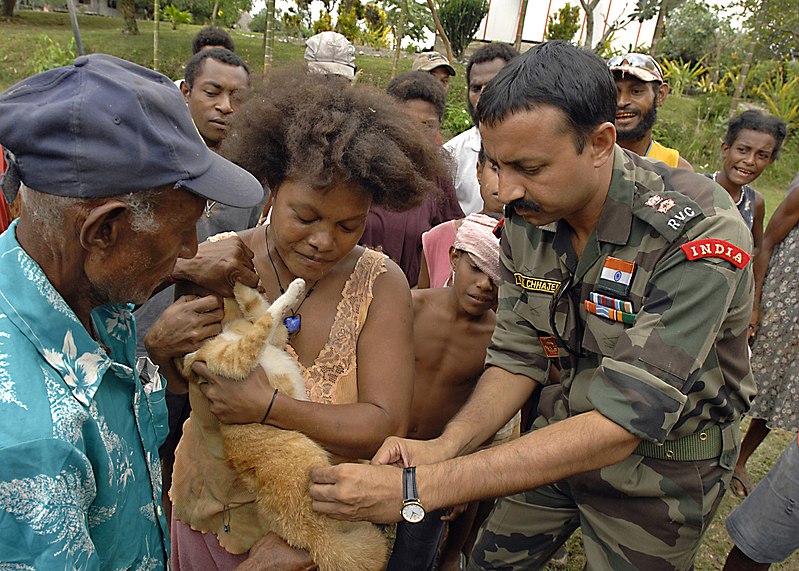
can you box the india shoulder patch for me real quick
[680,238,750,269]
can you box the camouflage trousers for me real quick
[466,453,733,571]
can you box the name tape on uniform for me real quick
[680,238,750,269]
[514,273,560,295]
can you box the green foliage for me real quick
[249,7,266,32]
[168,0,252,28]
[741,0,799,60]
[279,6,311,37]
[755,70,799,132]
[438,0,487,59]
[658,0,735,65]
[660,56,707,96]
[30,34,76,74]
[312,11,333,34]
[163,4,192,29]
[441,99,472,136]
[545,2,580,42]
[361,2,388,47]
[382,0,433,45]
[336,5,360,40]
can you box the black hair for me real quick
[478,41,616,153]
[466,42,519,86]
[221,69,449,211]
[192,26,235,54]
[477,144,486,165]
[724,109,787,160]
[386,71,447,120]
[184,48,250,90]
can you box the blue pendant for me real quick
[284,315,301,335]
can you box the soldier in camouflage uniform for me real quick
[308,41,755,571]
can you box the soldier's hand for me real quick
[749,304,760,342]
[309,463,403,523]
[172,235,259,297]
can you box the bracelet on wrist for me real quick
[260,388,279,424]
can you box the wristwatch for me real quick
[401,466,426,523]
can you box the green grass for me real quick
[1,13,798,569]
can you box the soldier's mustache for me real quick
[508,198,542,212]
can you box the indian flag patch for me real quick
[597,256,635,296]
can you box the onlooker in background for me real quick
[134,46,264,521]
[723,433,799,570]
[444,43,518,215]
[181,48,250,153]
[175,26,237,90]
[413,51,456,93]
[608,53,693,170]
[192,25,236,54]
[360,71,463,286]
[704,110,786,260]
[304,31,356,81]
[0,53,262,570]
[734,171,799,499]
[418,145,502,289]
[387,213,503,571]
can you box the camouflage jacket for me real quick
[486,147,756,444]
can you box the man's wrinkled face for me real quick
[182,58,249,150]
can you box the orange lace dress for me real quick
[170,247,387,556]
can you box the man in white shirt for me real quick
[444,43,518,215]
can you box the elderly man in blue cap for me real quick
[0,54,263,568]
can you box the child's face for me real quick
[476,160,503,215]
[721,129,777,187]
[450,250,498,316]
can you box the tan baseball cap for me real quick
[412,51,455,76]
[607,53,664,83]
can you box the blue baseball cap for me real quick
[0,54,263,208]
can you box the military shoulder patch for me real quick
[680,239,750,269]
[634,189,705,243]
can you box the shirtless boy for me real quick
[387,213,501,571]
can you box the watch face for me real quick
[401,502,425,523]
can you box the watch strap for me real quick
[403,466,418,501]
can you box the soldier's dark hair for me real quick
[192,26,236,54]
[387,71,446,120]
[478,41,616,153]
[220,69,448,211]
[466,43,519,86]
[184,48,250,90]
[724,109,787,160]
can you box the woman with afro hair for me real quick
[160,68,451,569]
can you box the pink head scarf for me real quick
[453,213,501,285]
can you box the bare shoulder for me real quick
[371,254,411,298]
[237,225,263,251]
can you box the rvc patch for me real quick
[666,206,697,230]
[681,239,750,269]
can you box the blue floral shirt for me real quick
[0,221,170,570]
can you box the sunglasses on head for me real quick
[607,53,664,79]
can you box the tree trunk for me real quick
[391,0,407,78]
[120,0,139,34]
[649,0,668,54]
[262,0,275,73]
[513,0,529,51]
[578,0,599,48]
[211,0,219,26]
[728,35,756,120]
[426,0,453,62]
[153,0,160,71]
[1,0,17,19]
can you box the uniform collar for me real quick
[594,146,636,245]
[0,220,117,406]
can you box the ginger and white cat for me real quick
[179,279,388,571]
